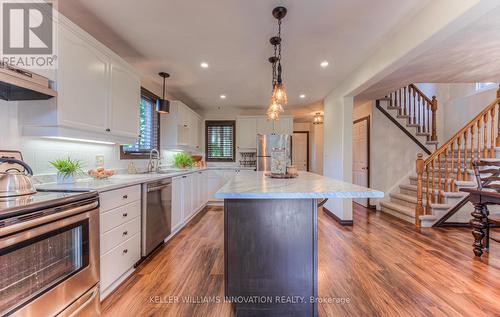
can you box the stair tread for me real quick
[399,183,468,197]
[380,201,415,217]
[390,193,451,209]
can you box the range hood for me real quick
[0,63,57,101]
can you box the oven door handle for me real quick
[58,285,100,317]
[0,201,98,237]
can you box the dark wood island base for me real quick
[224,198,318,317]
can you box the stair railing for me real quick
[415,85,500,226]
[385,84,438,142]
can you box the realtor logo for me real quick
[0,0,57,69]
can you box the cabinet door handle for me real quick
[123,194,128,199]
[122,213,128,217]
[106,128,111,132]
[123,249,128,254]
[182,176,187,178]
[122,230,128,236]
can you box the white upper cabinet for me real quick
[109,62,141,138]
[236,117,257,149]
[19,14,141,144]
[58,26,109,133]
[275,117,294,135]
[257,117,275,135]
[160,100,201,151]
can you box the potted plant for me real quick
[173,152,194,169]
[50,157,84,184]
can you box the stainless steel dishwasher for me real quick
[142,178,172,257]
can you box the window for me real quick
[120,88,160,159]
[205,121,235,162]
[475,82,497,92]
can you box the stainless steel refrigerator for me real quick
[257,134,292,171]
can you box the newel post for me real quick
[431,96,438,142]
[415,153,424,227]
[496,85,500,146]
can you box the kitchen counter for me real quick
[218,171,383,316]
[35,168,208,192]
[215,171,384,199]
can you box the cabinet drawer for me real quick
[100,233,141,291]
[100,200,141,233]
[100,216,141,255]
[100,185,141,212]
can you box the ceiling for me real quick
[59,0,426,112]
[358,5,500,100]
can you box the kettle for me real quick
[0,157,37,198]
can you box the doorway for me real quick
[292,131,309,171]
[352,116,370,207]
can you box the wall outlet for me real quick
[95,155,104,167]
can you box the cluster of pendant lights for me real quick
[267,6,288,121]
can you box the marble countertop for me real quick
[35,168,207,192]
[215,171,384,199]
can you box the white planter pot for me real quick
[57,173,75,184]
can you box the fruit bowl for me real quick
[88,168,115,179]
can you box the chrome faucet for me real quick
[148,149,161,173]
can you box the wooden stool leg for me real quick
[470,202,488,257]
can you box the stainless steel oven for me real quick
[0,193,100,317]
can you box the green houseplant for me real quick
[49,157,84,184]
[173,152,194,169]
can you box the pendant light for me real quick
[313,112,324,125]
[157,72,170,114]
[266,6,287,121]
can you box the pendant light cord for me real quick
[162,76,166,100]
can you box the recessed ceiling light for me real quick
[320,61,329,68]
[220,94,226,99]
[200,62,209,68]
[299,94,306,98]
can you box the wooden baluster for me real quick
[396,89,400,113]
[463,130,468,181]
[437,154,443,203]
[425,164,431,215]
[431,96,438,141]
[415,154,424,227]
[450,142,456,192]
[456,136,462,181]
[444,147,449,193]
[477,119,482,162]
[470,124,475,171]
[431,159,436,203]
[496,85,500,146]
[413,89,417,125]
[419,95,423,133]
[428,102,431,136]
[483,112,489,158]
[490,107,495,157]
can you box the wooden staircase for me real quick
[378,84,500,227]
[376,84,438,155]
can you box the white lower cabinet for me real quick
[99,185,141,298]
[171,176,184,232]
[100,233,141,292]
[171,171,208,233]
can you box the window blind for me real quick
[123,92,159,154]
[206,121,235,161]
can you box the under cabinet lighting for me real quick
[43,136,116,145]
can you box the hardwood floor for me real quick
[102,204,500,317]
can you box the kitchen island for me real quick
[215,171,383,317]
